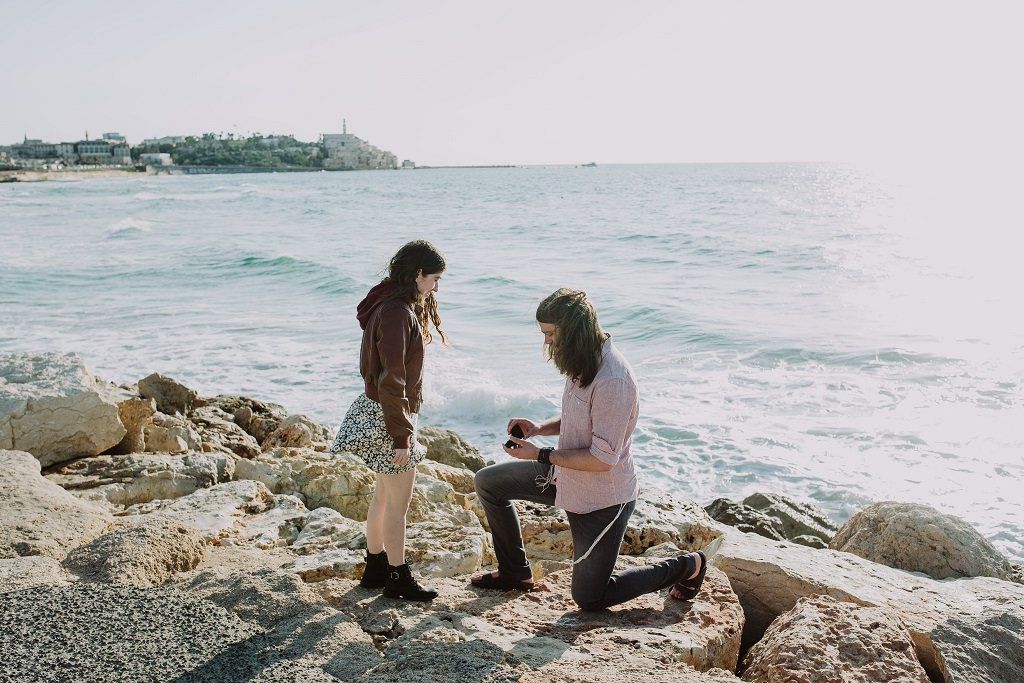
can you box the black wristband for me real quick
[538,447,554,465]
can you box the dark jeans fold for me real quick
[474,460,686,610]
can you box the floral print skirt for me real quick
[329,393,427,474]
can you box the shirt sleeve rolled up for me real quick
[588,377,639,467]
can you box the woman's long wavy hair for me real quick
[536,288,608,387]
[385,240,449,346]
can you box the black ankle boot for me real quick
[383,563,438,601]
[359,550,389,589]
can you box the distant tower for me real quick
[85,130,89,141]
[343,119,347,134]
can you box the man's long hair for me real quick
[536,288,607,387]
[385,240,449,346]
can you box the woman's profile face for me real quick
[416,270,442,296]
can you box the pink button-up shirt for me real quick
[553,338,640,514]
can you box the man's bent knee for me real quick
[473,463,502,499]
[572,586,607,612]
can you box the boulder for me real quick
[284,507,366,582]
[62,519,207,586]
[261,414,315,449]
[188,405,261,457]
[417,458,476,494]
[740,594,929,682]
[137,372,198,416]
[417,425,487,471]
[0,556,75,593]
[705,498,787,541]
[741,492,838,545]
[108,397,156,454]
[212,394,289,443]
[234,494,308,549]
[714,526,1024,683]
[0,449,112,560]
[0,353,126,466]
[829,501,1016,581]
[46,452,234,507]
[143,411,202,453]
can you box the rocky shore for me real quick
[1,352,1022,682]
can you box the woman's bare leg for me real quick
[365,473,388,555]
[379,467,417,565]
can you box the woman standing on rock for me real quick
[330,240,448,602]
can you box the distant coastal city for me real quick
[0,120,413,181]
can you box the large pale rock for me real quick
[188,405,261,457]
[284,507,367,582]
[830,501,1016,581]
[0,556,75,592]
[740,594,929,682]
[404,512,495,578]
[137,372,197,416]
[46,451,234,507]
[417,425,487,471]
[108,397,156,454]
[742,492,837,546]
[715,527,1024,683]
[0,353,126,465]
[122,479,276,541]
[62,519,207,586]
[143,411,201,453]
[0,449,112,560]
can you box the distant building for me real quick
[12,138,57,159]
[102,132,126,142]
[321,121,398,170]
[140,152,172,166]
[140,135,186,148]
[77,140,114,164]
[401,159,416,169]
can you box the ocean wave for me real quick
[740,347,956,370]
[105,217,153,239]
[197,253,357,296]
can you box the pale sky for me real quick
[2,0,1022,165]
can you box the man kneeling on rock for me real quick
[471,288,718,610]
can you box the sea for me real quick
[2,163,1022,561]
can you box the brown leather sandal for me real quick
[670,551,708,600]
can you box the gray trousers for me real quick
[474,460,687,611]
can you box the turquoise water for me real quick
[2,164,1022,560]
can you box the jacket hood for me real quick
[357,280,399,330]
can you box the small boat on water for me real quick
[581,162,597,167]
